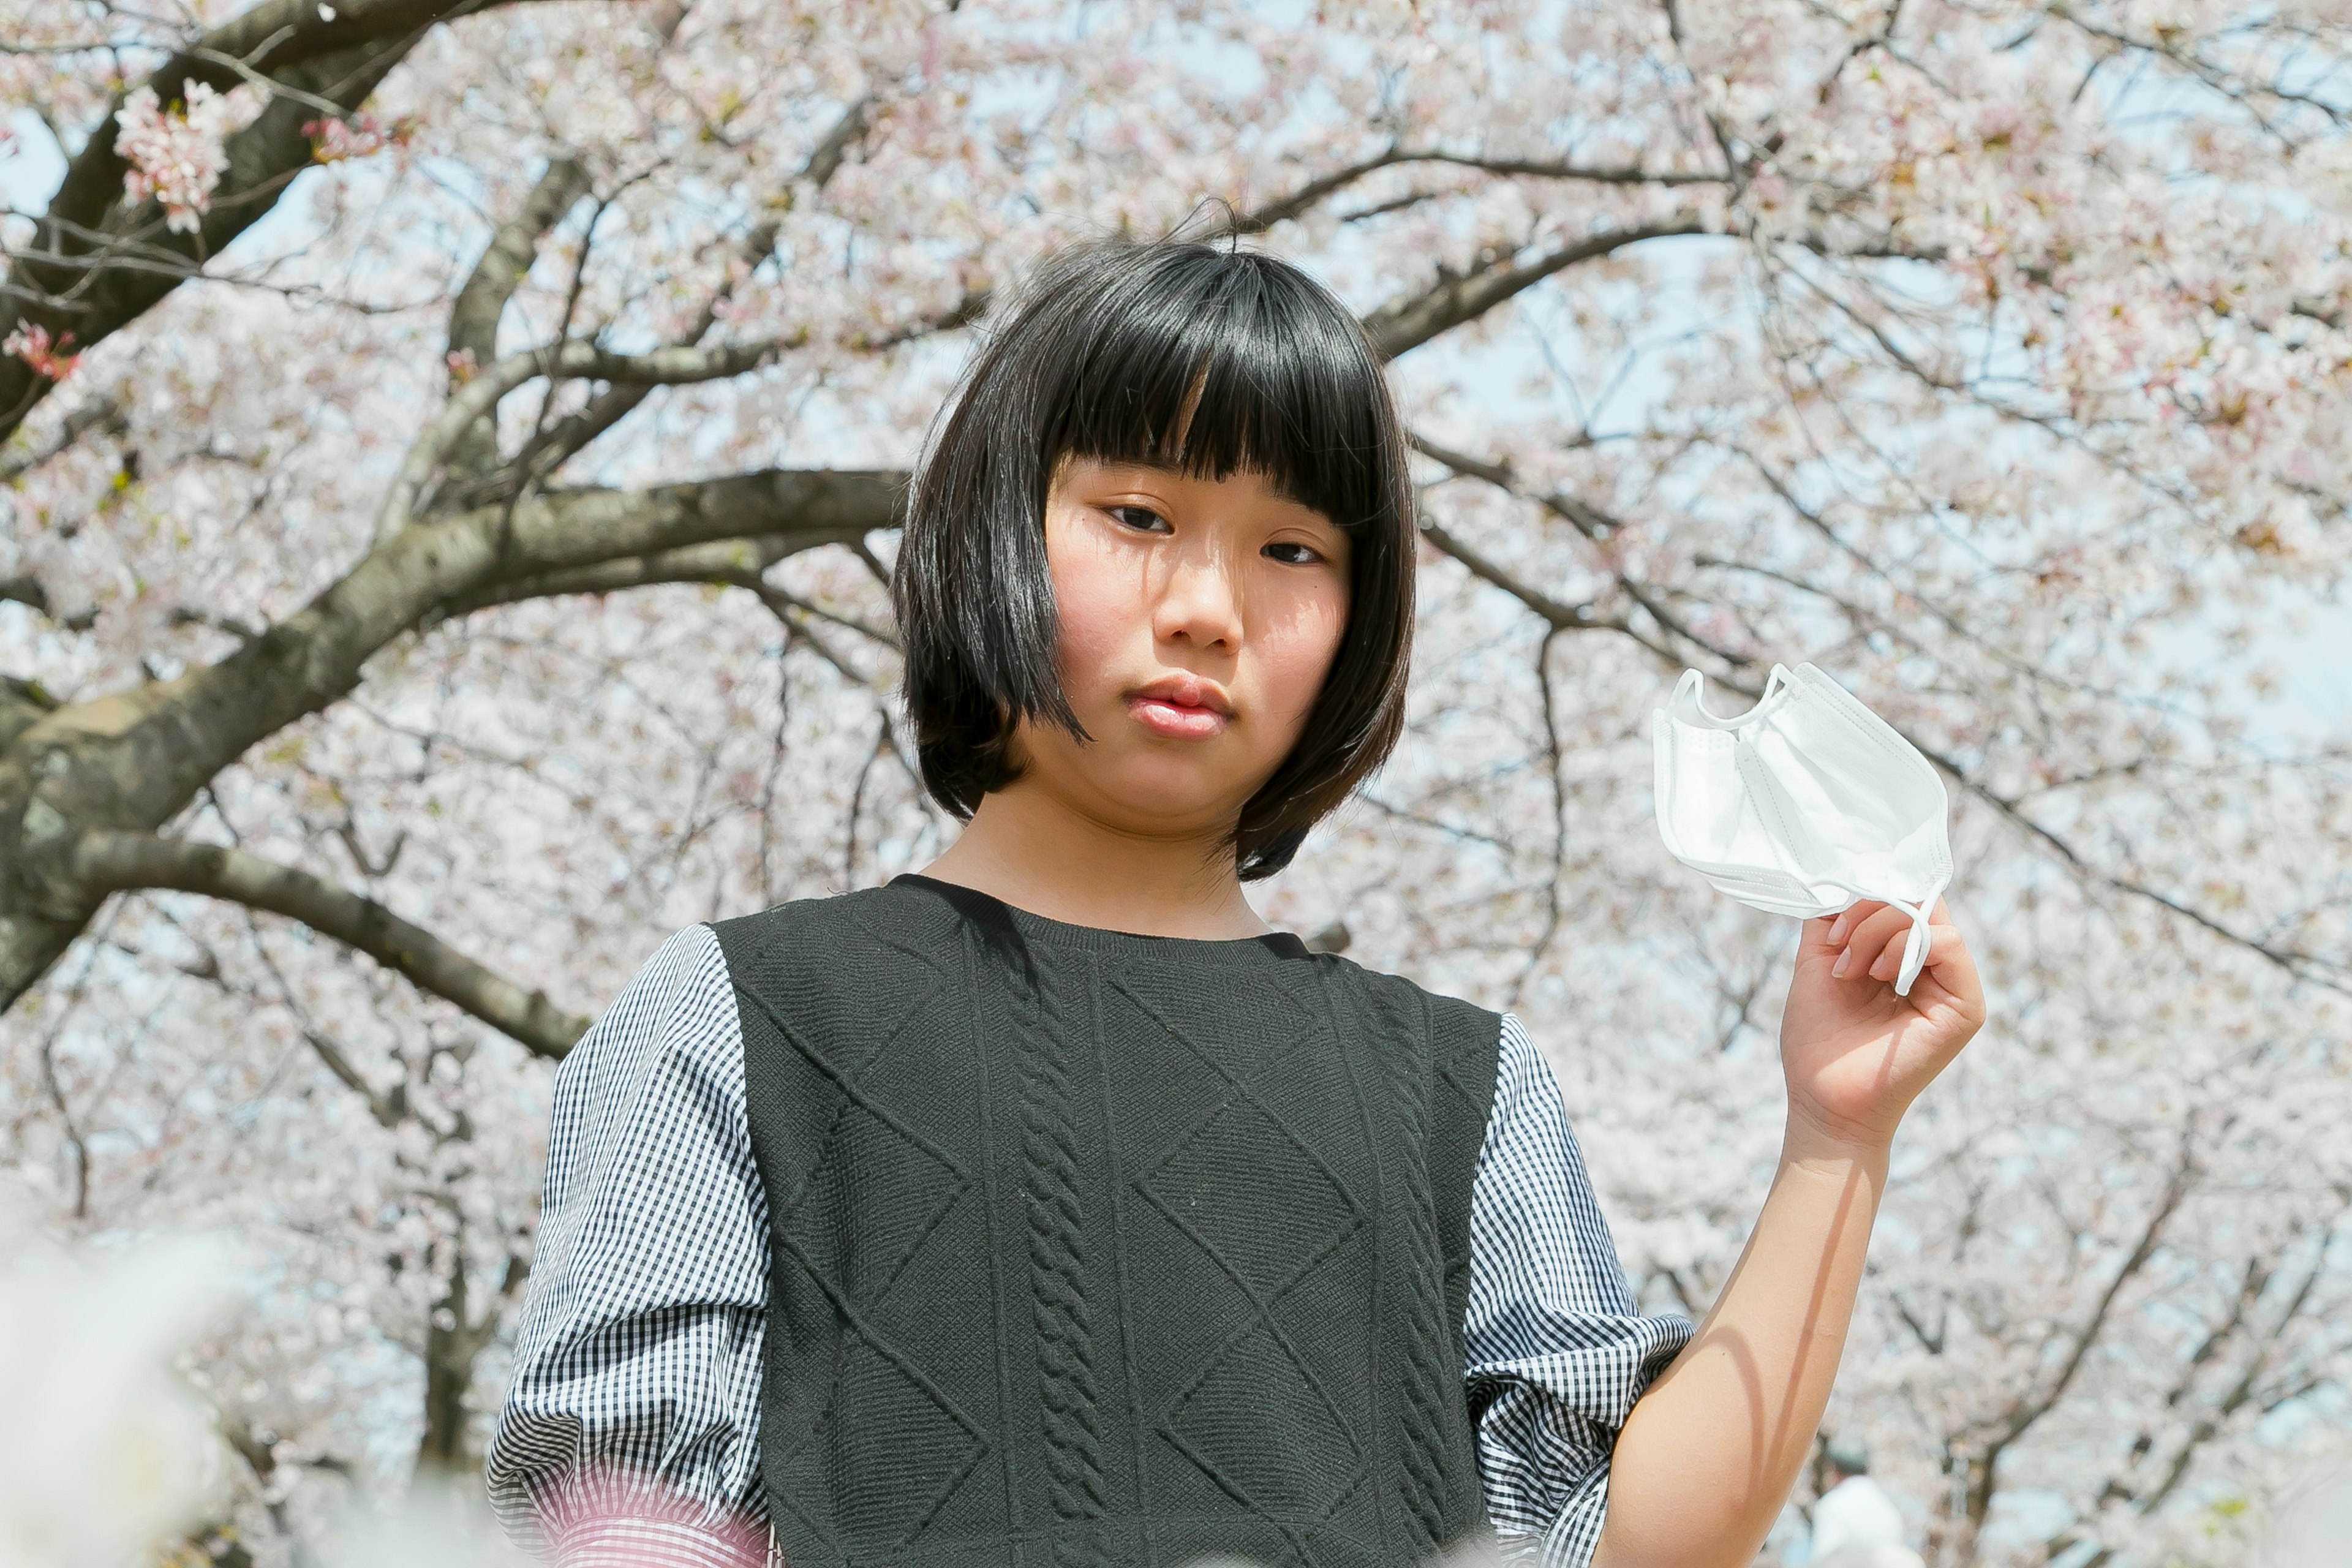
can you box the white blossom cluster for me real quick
[0,1197,228,1566]
[111,83,238,235]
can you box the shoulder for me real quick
[553,922,737,1104]
[1491,1014,1549,1093]
[710,881,968,975]
[587,922,733,1041]
[1308,954,1506,1137]
[1310,951,1502,1054]
[707,883,974,1053]
[709,881,917,951]
[1477,1013,1582,1164]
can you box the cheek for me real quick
[1255,582,1351,728]
[1046,520,1144,694]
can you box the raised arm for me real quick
[1594,901,1985,1568]
[486,924,773,1566]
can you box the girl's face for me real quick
[1008,456,1352,843]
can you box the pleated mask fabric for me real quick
[1652,663,1953,995]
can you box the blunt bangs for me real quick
[893,238,1417,880]
[1041,253,1393,541]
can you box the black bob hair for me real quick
[892,237,1417,881]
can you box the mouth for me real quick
[1125,674,1233,740]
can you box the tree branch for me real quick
[714,570,903,657]
[303,1026,410,1128]
[373,337,791,541]
[1227,145,1727,236]
[1364,216,1711,360]
[1405,152,1729,186]
[1,0,590,442]
[12,468,899,848]
[1412,431,1759,669]
[442,156,592,472]
[1416,516,1619,635]
[2046,7,2351,134]
[1418,431,2348,990]
[2109,1200,2346,1528]
[441,97,875,503]
[0,576,52,617]
[64,829,587,1057]
[1227,147,1412,233]
[1977,1134,2197,1464]
[2,463,898,1010]
[1910,735,2351,992]
[426,530,835,620]
[0,673,61,750]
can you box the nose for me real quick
[1152,533,1243,653]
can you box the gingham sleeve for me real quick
[485,924,772,1568]
[1466,1014,1695,1567]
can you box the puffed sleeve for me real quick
[1465,1014,1695,1567]
[485,925,773,1568]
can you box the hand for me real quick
[1778,899,1985,1153]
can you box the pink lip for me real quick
[1126,675,1232,740]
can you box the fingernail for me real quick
[1828,913,1850,945]
[1832,949,1851,978]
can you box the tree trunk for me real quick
[416,1249,478,1475]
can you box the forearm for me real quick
[1592,1123,1889,1568]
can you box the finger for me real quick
[1884,917,1979,1011]
[1917,902,1967,973]
[1905,924,1962,986]
[1831,903,1913,979]
[1866,922,1914,982]
[1822,900,1888,951]
[1913,914,1985,1013]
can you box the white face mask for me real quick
[1651,663,1953,995]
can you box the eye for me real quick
[1107,503,1170,533]
[1264,540,1327,567]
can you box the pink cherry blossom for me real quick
[1,323,75,382]
[113,83,235,235]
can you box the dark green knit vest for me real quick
[711,875,1501,1568]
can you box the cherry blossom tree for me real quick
[2,1,2349,1564]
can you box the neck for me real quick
[916,783,1270,940]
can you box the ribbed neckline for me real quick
[888,873,1310,960]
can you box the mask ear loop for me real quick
[1889,875,1949,996]
[1821,875,1948,997]
[1671,665,1797,731]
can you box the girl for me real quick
[486,239,1985,1568]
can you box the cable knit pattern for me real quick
[1382,987,1458,1554]
[1011,954,1110,1566]
[707,876,1503,1568]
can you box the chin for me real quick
[1087,762,1249,834]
